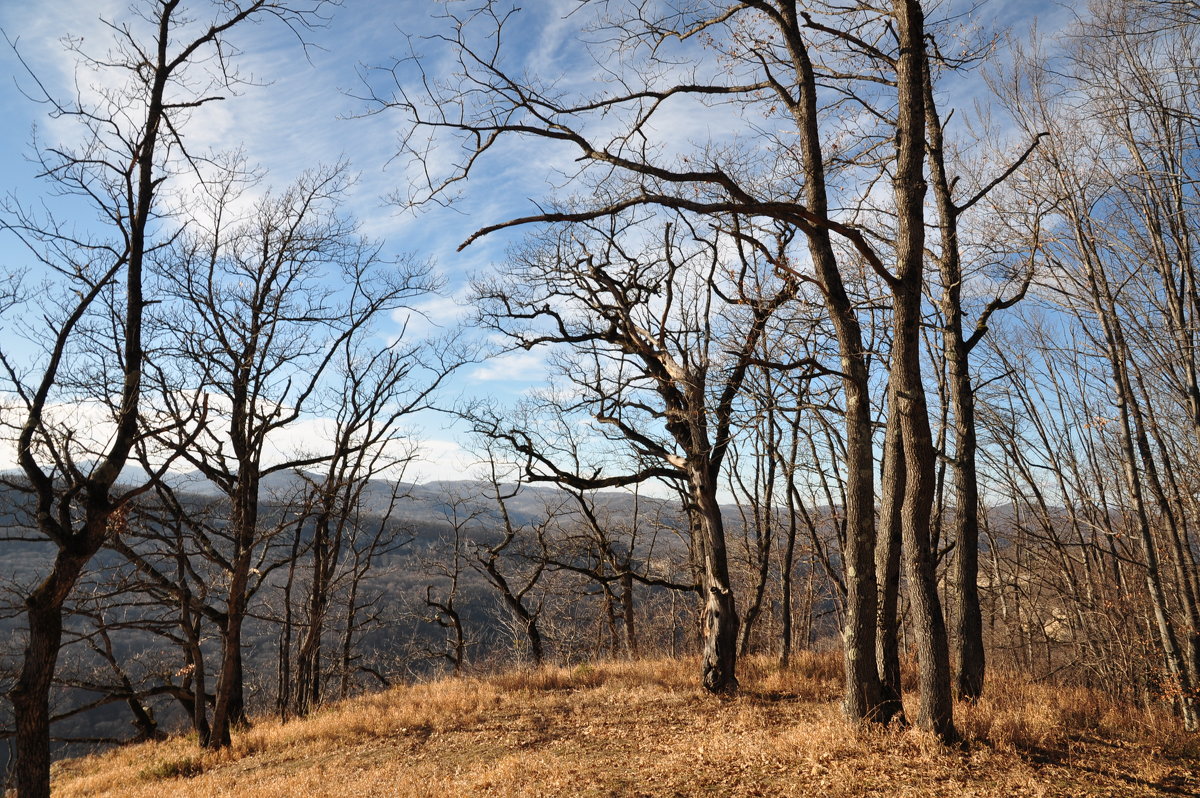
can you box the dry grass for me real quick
[49,654,1200,797]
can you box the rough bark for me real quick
[891,0,956,742]
[923,58,986,703]
[876,402,906,722]
[11,555,90,798]
[775,3,885,720]
[693,464,739,693]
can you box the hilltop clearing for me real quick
[47,655,1200,797]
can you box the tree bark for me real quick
[922,58,986,703]
[775,3,885,720]
[208,473,257,748]
[693,464,739,693]
[876,402,906,722]
[621,570,638,659]
[779,414,802,668]
[891,0,956,742]
[11,553,89,798]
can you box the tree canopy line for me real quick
[4,0,1200,795]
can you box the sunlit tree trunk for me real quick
[891,0,955,741]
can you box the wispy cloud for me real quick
[469,348,549,383]
[391,291,471,340]
[0,0,1084,489]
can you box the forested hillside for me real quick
[5,1,1200,796]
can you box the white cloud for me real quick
[391,292,470,341]
[0,395,128,476]
[0,391,452,486]
[407,437,490,483]
[469,349,549,383]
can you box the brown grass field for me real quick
[47,653,1200,797]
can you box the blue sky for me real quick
[0,0,1074,484]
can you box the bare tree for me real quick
[279,335,435,718]
[142,162,437,748]
[468,212,797,691]
[370,1,988,729]
[0,2,332,793]
[470,458,563,667]
[988,0,1200,724]
[113,483,225,742]
[418,488,486,675]
[541,487,697,661]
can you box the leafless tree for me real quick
[0,2,334,793]
[371,1,1028,735]
[276,317,457,717]
[417,488,486,675]
[539,487,697,661]
[467,212,797,691]
[987,0,1200,725]
[139,162,438,747]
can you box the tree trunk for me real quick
[621,570,638,659]
[892,0,956,742]
[947,320,985,703]
[1090,272,1199,729]
[184,617,210,744]
[922,53,987,703]
[777,3,885,719]
[876,403,906,722]
[780,467,800,668]
[278,518,303,720]
[693,467,738,693]
[208,586,245,749]
[738,525,772,658]
[10,505,113,798]
[12,589,67,798]
[297,513,333,715]
[208,481,255,748]
[207,456,259,748]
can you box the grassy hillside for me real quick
[49,654,1200,797]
